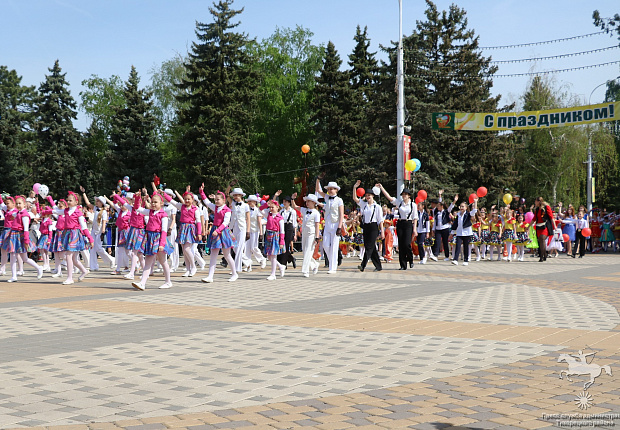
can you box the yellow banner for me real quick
[433,102,619,131]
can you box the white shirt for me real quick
[230,201,250,230]
[359,201,384,225]
[302,208,321,234]
[324,195,343,224]
[390,197,418,221]
[576,218,589,230]
[455,209,477,237]
[249,206,262,233]
[280,207,298,228]
[92,207,108,235]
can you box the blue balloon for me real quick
[412,158,422,172]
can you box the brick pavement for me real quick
[0,253,619,429]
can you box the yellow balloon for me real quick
[503,193,513,205]
[405,159,416,172]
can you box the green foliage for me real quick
[0,66,37,194]
[175,0,259,191]
[593,10,620,40]
[79,74,125,139]
[250,26,324,194]
[34,60,85,194]
[109,66,161,190]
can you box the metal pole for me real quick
[586,131,592,213]
[396,0,405,196]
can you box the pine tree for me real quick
[311,41,358,189]
[0,67,37,194]
[175,0,259,190]
[400,1,516,199]
[109,66,160,189]
[35,60,84,194]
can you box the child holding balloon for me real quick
[571,211,590,258]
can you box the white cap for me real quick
[303,194,319,204]
[164,188,174,197]
[97,196,106,205]
[247,195,258,202]
[372,186,381,196]
[126,192,134,199]
[231,187,246,197]
[325,181,340,191]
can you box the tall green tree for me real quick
[0,66,37,193]
[175,0,259,190]
[250,26,324,193]
[593,10,620,40]
[35,60,84,193]
[109,66,160,189]
[396,1,515,200]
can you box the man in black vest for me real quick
[451,197,478,266]
[432,190,457,261]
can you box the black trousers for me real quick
[396,220,413,269]
[454,236,471,262]
[536,228,548,261]
[361,223,382,270]
[277,224,296,265]
[416,232,426,260]
[573,230,586,257]
[434,229,450,258]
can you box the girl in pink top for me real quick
[5,196,43,282]
[131,191,173,290]
[263,200,286,281]
[37,206,54,271]
[161,188,202,278]
[0,195,17,275]
[49,199,67,278]
[106,194,131,275]
[120,193,146,280]
[48,192,93,285]
[199,186,236,283]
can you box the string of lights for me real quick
[479,31,607,49]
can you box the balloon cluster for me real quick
[117,176,131,196]
[33,183,49,198]
[405,158,422,172]
[469,186,487,204]
[414,189,427,204]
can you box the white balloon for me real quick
[39,184,49,198]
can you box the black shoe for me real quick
[399,267,406,270]
[409,262,414,268]
[358,265,365,272]
[374,267,382,272]
[571,254,576,258]
[292,258,297,269]
[579,255,583,258]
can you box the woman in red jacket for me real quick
[533,197,556,262]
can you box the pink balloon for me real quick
[33,183,41,194]
[524,212,534,224]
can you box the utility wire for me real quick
[479,31,607,50]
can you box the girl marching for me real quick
[501,208,517,262]
[377,184,418,270]
[315,179,344,274]
[244,195,267,271]
[515,213,531,261]
[3,196,43,282]
[106,194,131,275]
[0,195,17,276]
[170,187,202,277]
[130,190,173,290]
[37,205,54,272]
[300,194,321,277]
[121,193,146,280]
[199,186,237,283]
[262,199,286,280]
[352,181,385,272]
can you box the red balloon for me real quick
[356,187,365,197]
[469,193,477,204]
[415,197,422,204]
[582,228,592,238]
[562,234,570,243]
[417,190,427,201]
[477,187,487,198]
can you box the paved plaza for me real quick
[1,254,620,429]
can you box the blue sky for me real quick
[2,0,619,131]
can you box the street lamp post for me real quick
[396,0,405,196]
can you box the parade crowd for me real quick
[1,176,619,290]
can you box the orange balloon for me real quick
[301,144,310,154]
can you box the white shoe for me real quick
[279,265,286,278]
[451,260,458,266]
[132,282,145,291]
[420,258,427,265]
[123,274,134,280]
[312,265,319,275]
[159,282,172,289]
[229,274,238,282]
[201,277,213,283]
[260,259,266,269]
[476,256,481,262]
[266,275,276,281]
[443,258,451,262]
[52,271,62,278]
[62,279,74,285]
[303,273,309,278]
[247,266,252,272]
[7,278,17,283]
[16,271,23,276]
[37,268,43,280]
[327,270,337,274]
[189,267,197,277]
[429,256,438,262]
[463,262,469,266]
[42,266,51,272]
[78,270,89,282]
[182,270,190,277]
[242,267,248,272]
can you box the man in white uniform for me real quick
[315,180,344,274]
[229,188,251,275]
